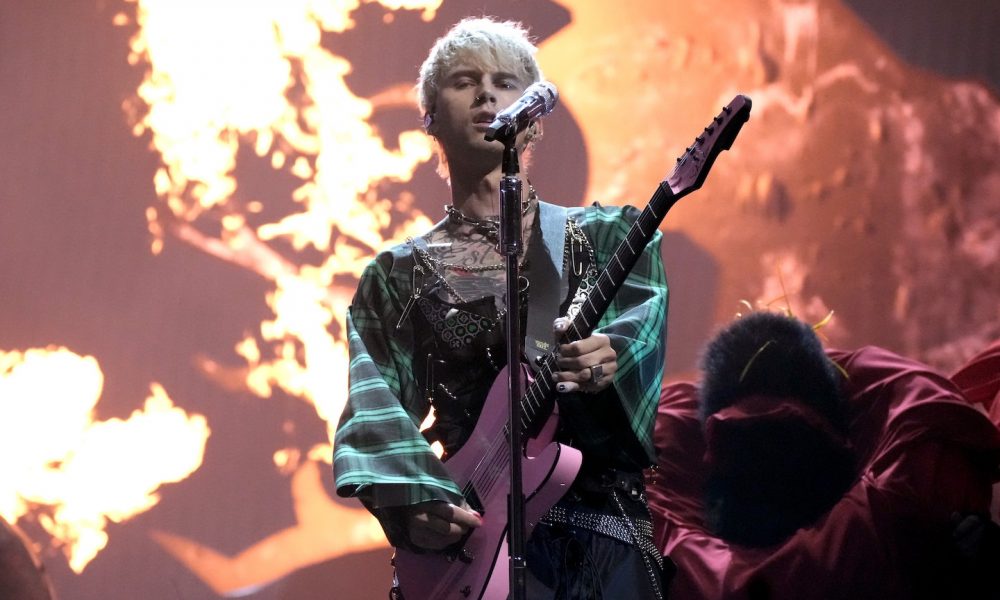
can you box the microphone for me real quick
[484,81,558,142]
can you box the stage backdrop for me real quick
[1,1,998,598]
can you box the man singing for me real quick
[334,17,669,599]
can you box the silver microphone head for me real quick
[525,81,558,117]
[484,81,559,141]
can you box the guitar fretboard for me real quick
[513,93,751,439]
[517,181,680,436]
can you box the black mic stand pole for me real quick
[496,128,527,600]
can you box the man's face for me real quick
[429,60,533,161]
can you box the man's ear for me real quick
[423,111,435,134]
[525,120,543,144]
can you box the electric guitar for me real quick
[394,94,753,600]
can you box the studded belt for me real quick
[539,503,663,569]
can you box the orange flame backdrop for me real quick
[1,1,998,598]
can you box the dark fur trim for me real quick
[698,312,845,431]
[698,312,854,546]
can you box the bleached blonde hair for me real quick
[417,17,543,118]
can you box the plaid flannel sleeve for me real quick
[580,204,669,462]
[333,254,464,516]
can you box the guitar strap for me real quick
[523,201,570,371]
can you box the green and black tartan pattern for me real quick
[333,201,668,513]
[566,204,669,460]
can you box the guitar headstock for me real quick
[665,94,752,197]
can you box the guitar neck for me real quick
[564,182,682,344]
[516,94,752,438]
[517,182,682,436]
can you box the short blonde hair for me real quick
[417,17,543,116]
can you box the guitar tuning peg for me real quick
[676,157,682,163]
[723,106,731,113]
[695,135,705,143]
[714,116,723,123]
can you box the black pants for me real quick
[523,522,667,599]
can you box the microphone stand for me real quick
[495,128,527,600]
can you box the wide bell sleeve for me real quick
[567,204,669,464]
[333,252,465,517]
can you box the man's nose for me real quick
[474,84,497,105]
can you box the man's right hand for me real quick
[406,501,482,550]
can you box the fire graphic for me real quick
[122,0,440,440]
[0,347,208,573]
[8,0,993,596]
[114,0,442,593]
[104,0,850,592]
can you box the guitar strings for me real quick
[463,358,558,502]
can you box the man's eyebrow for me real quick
[443,69,522,83]
[444,68,483,81]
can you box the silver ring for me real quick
[588,363,604,384]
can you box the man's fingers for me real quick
[556,348,614,370]
[552,365,618,394]
[407,502,483,551]
[556,333,614,362]
[425,502,482,528]
[555,380,581,393]
[557,339,594,358]
[553,360,618,381]
[415,514,466,537]
[553,317,570,333]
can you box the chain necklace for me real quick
[425,246,509,274]
[414,243,504,287]
[412,243,529,301]
[411,245,474,304]
[444,185,538,245]
[408,185,536,308]
[411,244,512,335]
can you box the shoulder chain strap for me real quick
[563,218,599,322]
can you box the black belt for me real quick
[572,467,646,502]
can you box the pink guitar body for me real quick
[393,364,583,600]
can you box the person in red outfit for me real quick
[646,312,1000,599]
[951,339,1000,425]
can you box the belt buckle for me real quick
[601,469,643,501]
[627,482,643,501]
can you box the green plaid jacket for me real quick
[334,202,668,516]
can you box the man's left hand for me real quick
[551,317,618,394]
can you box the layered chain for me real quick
[443,185,538,246]
[563,218,599,322]
[410,243,494,305]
